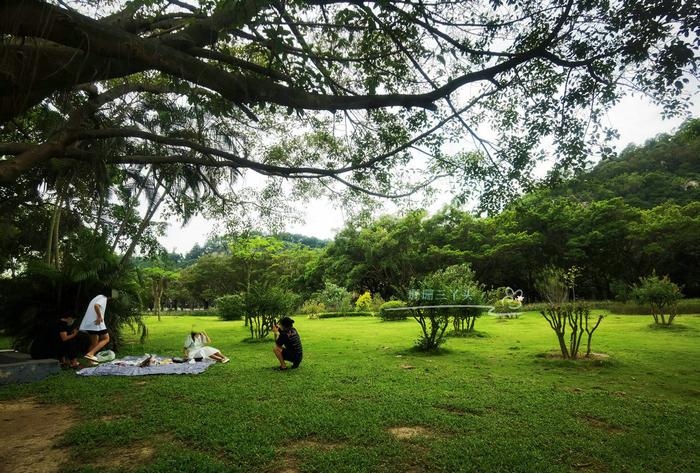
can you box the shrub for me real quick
[540,302,604,359]
[379,300,408,321]
[314,282,353,312]
[370,293,385,312]
[355,291,372,312]
[632,273,683,326]
[606,298,700,315]
[215,294,246,321]
[609,279,632,302]
[490,287,524,319]
[299,299,326,316]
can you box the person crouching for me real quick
[272,317,302,370]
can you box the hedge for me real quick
[315,311,375,319]
[379,300,408,321]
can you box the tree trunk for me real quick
[110,167,153,252]
[119,178,169,268]
[557,333,570,359]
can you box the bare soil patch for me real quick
[572,459,609,472]
[87,445,156,470]
[388,426,435,440]
[100,414,128,422]
[293,437,343,451]
[0,399,75,473]
[580,416,625,434]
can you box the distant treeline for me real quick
[146,119,700,307]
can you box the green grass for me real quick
[2,312,700,472]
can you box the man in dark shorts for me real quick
[79,293,110,363]
[272,317,303,370]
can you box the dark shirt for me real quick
[276,327,303,361]
[57,320,75,342]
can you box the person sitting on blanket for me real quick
[183,331,229,363]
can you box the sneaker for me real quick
[84,354,99,362]
[222,357,230,364]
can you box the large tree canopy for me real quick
[1,0,698,210]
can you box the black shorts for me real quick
[282,348,301,366]
[86,329,109,336]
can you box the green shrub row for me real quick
[314,311,375,319]
[523,298,700,315]
[145,309,219,317]
[379,300,408,321]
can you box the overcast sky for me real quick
[159,93,700,254]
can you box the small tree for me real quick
[411,264,486,350]
[536,267,569,305]
[245,285,299,340]
[540,303,604,359]
[632,274,683,326]
[412,306,451,351]
[538,268,604,359]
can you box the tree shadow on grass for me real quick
[647,323,693,332]
[446,330,489,338]
[403,346,454,357]
[241,337,274,344]
[533,353,618,370]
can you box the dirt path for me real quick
[0,399,75,473]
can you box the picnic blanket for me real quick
[76,355,215,377]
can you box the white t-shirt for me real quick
[79,295,108,331]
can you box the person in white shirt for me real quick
[79,294,110,363]
[183,331,229,363]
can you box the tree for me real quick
[2,0,697,213]
[540,302,604,359]
[632,273,683,326]
[179,253,239,307]
[143,266,178,320]
[244,285,299,340]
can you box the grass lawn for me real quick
[1,312,699,472]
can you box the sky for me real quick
[159,93,700,254]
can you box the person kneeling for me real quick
[184,331,229,363]
[58,313,80,369]
[272,317,303,371]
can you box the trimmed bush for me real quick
[379,300,408,321]
[355,291,373,312]
[316,311,374,319]
[215,294,246,321]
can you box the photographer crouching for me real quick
[272,317,303,370]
